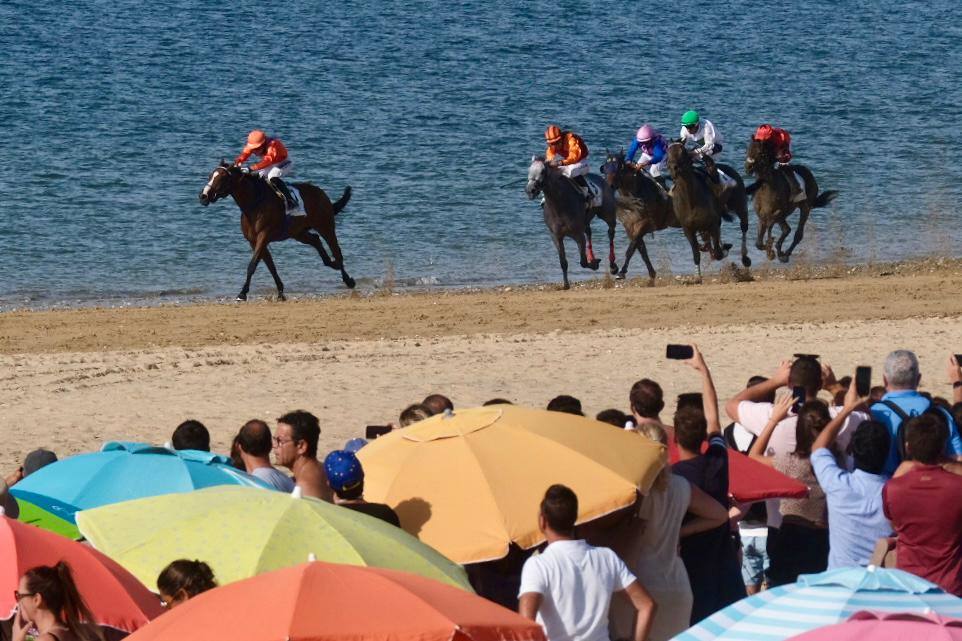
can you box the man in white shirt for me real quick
[519,484,655,641]
[236,419,295,492]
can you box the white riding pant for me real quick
[558,160,589,178]
[255,159,292,181]
[648,160,668,178]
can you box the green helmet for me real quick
[681,110,700,127]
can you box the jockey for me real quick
[679,110,723,159]
[544,124,592,201]
[753,124,792,164]
[234,130,297,210]
[753,124,803,200]
[626,124,669,181]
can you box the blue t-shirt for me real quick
[811,448,892,569]
[871,390,962,476]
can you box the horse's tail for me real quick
[812,189,838,209]
[331,186,352,215]
[744,181,762,196]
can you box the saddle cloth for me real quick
[585,176,604,208]
[287,185,307,216]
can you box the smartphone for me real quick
[666,344,694,360]
[793,353,820,361]
[855,366,872,397]
[365,425,393,440]
[792,386,806,413]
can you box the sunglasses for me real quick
[14,591,35,601]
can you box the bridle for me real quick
[201,165,235,203]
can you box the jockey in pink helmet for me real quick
[626,124,669,179]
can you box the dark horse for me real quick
[600,150,677,281]
[666,143,732,278]
[199,161,355,300]
[744,139,839,262]
[525,157,619,289]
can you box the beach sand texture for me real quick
[1,262,961,471]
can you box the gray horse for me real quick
[666,143,731,278]
[525,156,619,289]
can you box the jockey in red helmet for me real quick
[753,124,804,201]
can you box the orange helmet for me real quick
[545,125,563,144]
[243,129,267,152]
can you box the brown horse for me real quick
[600,150,678,281]
[744,139,838,262]
[199,161,355,300]
[666,143,730,278]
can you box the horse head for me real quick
[744,137,771,176]
[667,143,692,177]
[600,149,626,188]
[525,155,548,200]
[199,160,241,206]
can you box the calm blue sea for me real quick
[1,1,960,308]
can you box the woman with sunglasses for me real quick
[12,562,101,641]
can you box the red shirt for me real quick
[234,138,288,171]
[883,465,962,595]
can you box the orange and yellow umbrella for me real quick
[358,405,664,563]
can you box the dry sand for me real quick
[2,259,962,471]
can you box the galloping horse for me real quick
[601,150,678,281]
[199,161,355,300]
[745,139,839,262]
[525,157,618,289]
[666,143,731,278]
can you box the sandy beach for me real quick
[2,259,962,472]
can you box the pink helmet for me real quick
[635,124,656,143]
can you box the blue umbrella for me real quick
[11,442,268,533]
[672,566,962,641]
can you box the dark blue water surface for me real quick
[2,1,960,308]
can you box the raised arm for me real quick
[748,393,794,467]
[686,344,720,434]
[725,360,791,423]
[813,380,863,452]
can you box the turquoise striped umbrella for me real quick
[672,567,962,641]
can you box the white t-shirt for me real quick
[679,119,722,154]
[736,401,868,528]
[251,465,296,492]
[519,540,635,641]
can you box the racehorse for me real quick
[600,150,678,281]
[666,143,731,278]
[744,139,839,262]
[199,161,355,300]
[525,157,618,289]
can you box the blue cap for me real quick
[344,438,368,453]
[324,450,364,492]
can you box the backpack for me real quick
[872,398,954,461]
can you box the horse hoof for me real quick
[609,263,619,275]
[276,292,286,302]
[236,294,248,302]
[563,282,571,290]
[590,259,601,271]
[647,278,656,287]
[344,276,356,289]
[766,250,776,261]
[615,273,626,281]
[742,256,752,267]
[778,254,791,264]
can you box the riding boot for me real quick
[573,175,592,203]
[269,177,297,210]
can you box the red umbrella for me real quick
[668,441,808,502]
[787,610,962,641]
[126,561,546,641]
[0,516,163,633]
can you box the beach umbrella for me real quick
[0,515,163,633]
[357,405,665,564]
[667,441,808,502]
[671,566,962,641]
[124,561,545,641]
[10,441,268,536]
[786,610,962,641]
[76,485,471,592]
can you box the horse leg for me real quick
[780,206,811,262]
[637,237,656,282]
[261,248,286,301]
[739,207,751,268]
[294,231,334,267]
[607,222,618,274]
[756,218,768,252]
[553,234,570,290]
[584,225,600,269]
[576,232,598,271]
[774,219,792,260]
[238,233,269,301]
[710,225,726,260]
[684,228,702,281]
[618,236,638,280]
[318,227,356,289]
